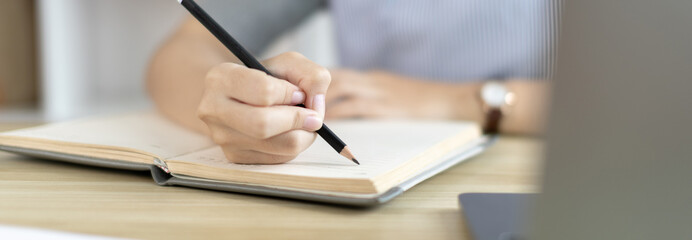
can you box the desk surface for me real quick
[0,123,543,240]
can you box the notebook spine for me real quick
[153,158,170,174]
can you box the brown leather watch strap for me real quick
[483,108,503,134]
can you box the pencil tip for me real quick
[339,146,360,165]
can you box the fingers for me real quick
[261,130,317,156]
[206,125,316,164]
[200,54,331,165]
[199,96,323,139]
[200,96,320,164]
[205,62,306,106]
[263,52,331,117]
[325,69,380,107]
[209,126,317,157]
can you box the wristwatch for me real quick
[479,82,515,134]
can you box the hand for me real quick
[325,70,472,120]
[197,52,331,164]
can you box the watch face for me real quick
[481,82,508,107]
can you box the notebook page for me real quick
[169,120,479,179]
[0,112,214,159]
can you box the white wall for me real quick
[37,0,335,121]
[38,0,186,121]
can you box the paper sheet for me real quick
[170,120,479,179]
[0,112,214,159]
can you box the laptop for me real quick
[460,0,692,239]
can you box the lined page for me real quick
[0,112,214,159]
[168,121,479,179]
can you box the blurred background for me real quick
[0,0,335,122]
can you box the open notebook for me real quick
[0,112,490,206]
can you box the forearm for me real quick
[146,19,237,134]
[369,71,549,135]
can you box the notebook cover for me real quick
[0,136,492,206]
[0,145,151,171]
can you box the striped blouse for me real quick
[201,0,561,82]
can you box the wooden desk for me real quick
[0,123,543,240]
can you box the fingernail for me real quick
[303,115,322,130]
[313,94,325,116]
[291,91,305,105]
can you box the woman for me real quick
[147,0,556,164]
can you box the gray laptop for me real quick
[460,0,692,239]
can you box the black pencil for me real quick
[177,0,359,165]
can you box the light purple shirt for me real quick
[201,0,560,82]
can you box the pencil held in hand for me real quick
[177,0,359,165]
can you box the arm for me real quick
[325,70,549,135]
[147,0,322,134]
[147,18,235,134]
[147,1,329,164]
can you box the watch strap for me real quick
[483,108,502,134]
